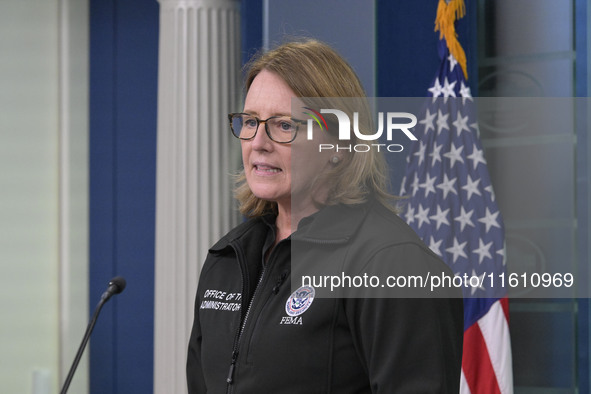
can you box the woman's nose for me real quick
[250,123,273,150]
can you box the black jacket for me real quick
[187,200,463,393]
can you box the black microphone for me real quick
[60,276,127,394]
[101,276,127,301]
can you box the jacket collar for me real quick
[291,201,370,243]
[209,214,275,252]
[209,199,374,253]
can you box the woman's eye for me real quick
[278,121,294,132]
[243,118,258,128]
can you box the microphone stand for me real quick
[59,293,113,394]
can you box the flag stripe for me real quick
[462,323,502,394]
[460,370,472,394]
[500,297,510,322]
[478,300,513,394]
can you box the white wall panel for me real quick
[0,0,88,392]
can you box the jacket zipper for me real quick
[225,238,291,392]
[226,242,269,393]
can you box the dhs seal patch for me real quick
[285,286,315,317]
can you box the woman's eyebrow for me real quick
[242,110,292,118]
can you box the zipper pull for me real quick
[272,271,289,294]
[226,350,239,384]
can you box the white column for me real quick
[58,0,89,392]
[154,0,241,393]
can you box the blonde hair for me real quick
[235,39,397,217]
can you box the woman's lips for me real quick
[253,163,282,174]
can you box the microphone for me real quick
[60,276,127,394]
[101,276,127,301]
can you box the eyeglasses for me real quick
[228,113,304,143]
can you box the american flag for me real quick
[399,31,514,394]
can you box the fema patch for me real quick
[285,286,315,317]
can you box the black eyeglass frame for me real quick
[228,113,306,144]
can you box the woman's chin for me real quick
[250,188,288,205]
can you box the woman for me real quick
[187,39,463,393]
